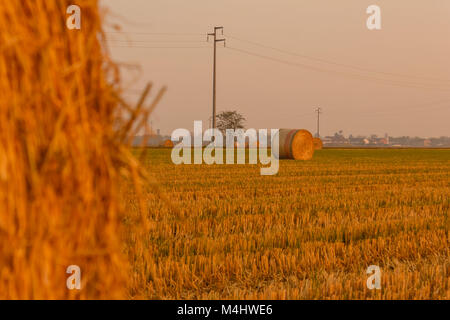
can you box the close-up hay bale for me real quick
[0,0,152,299]
[273,129,314,160]
[313,137,323,150]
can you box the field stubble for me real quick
[124,149,449,299]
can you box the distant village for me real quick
[321,132,450,148]
[133,130,450,148]
[132,129,173,147]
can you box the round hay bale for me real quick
[162,139,174,148]
[0,0,143,299]
[313,137,323,150]
[273,129,314,160]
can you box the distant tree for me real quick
[216,111,246,133]
[334,130,344,139]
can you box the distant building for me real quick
[132,132,171,147]
[424,139,432,147]
[323,136,333,145]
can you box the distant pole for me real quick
[207,27,226,129]
[315,107,322,138]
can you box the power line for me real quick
[107,42,450,90]
[286,112,316,118]
[226,35,450,84]
[263,111,316,119]
[107,45,210,49]
[105,39,207,43]
[376,99,450,113]
[224,46,450,92]
[350,99,450,117]
[207,27,226,129]
[315,107,322,138]
[103,32,450,87]
[104,31,204,36]
[104,31,450,84]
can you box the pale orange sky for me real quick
[102,0,450,137]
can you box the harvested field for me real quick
[125,148,450,299]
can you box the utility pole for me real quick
[207,27,226,129]
[315,107,322,138]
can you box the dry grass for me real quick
[0,0,155,299]
[126,148,449,299]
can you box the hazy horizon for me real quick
[102,0,450,138]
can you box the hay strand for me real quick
[0,0,154,299]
